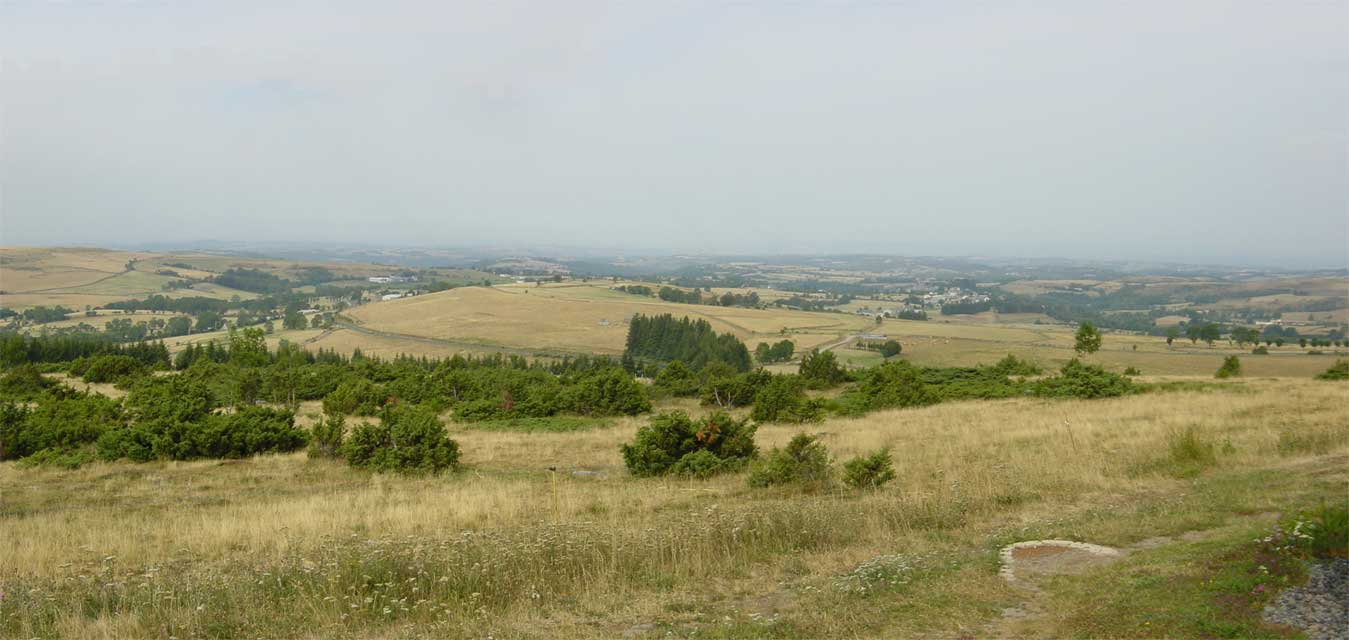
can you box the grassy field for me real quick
[0,247,264,310]
[339,282,1344,377]
[345,283,875,356]
[0,247,484,312]
[0,247,153,293]
[874,316,1347,377]
[2,377,1345,638]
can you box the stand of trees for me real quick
[754,339,796,363]
[623,314,752,372]
[212,268,294,294]
[940,300,993,315]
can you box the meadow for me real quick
[2,377,1345,638]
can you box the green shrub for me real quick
[1251,346,1269,355]
[191,407,308,459]
[668,449,737,478]
[799,349,848,389]
[17,447,96,469]
[0,390,124,461]
[82,354,146,384]
[747,433,832,489]
[1262,504,1349,560]
[1315,359,1349,380]
[1123,366,1141,376]
[621,411,756,477]
[850,361,938,412]
[125,375,216,423]
[308,414,346,459]
[96,406,307,462]
[341,406,459,474]
[0,365,57,400]
[653,360,700,397]
[322,378,386,416]
[990,354,1042,376]
[1036,359,1134,399]
[1215,356,1242,379]
[700,369,771,409]
[842,447,896,490]
[563,367,651,416]
[1303,504,1348,559]
[750,375,824,423]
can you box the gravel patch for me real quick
[998,540,1123,583]
[1263,558,1349,640]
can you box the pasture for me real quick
[341,282,1345,377]
[345,282,875,356]
[2,378,1344,638]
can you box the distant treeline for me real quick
[0,333,170,369]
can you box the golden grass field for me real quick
[2,378,1345,638]
[337,281,1346,377]
[345,283,875,356]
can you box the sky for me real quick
[1,1,1346,268]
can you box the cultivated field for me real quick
[3,378,1345,638]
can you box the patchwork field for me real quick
[0,247,154,293]
[3,378,1344,638]
[0,247,510,315]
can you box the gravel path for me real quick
[1263,558,1349,640]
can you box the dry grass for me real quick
[346,283,873,355]
[2,378,1345,638]
[0,247,152,293]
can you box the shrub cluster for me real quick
[308,414,346,459]
[621,411,757,478]
[97,405,307,462]
[1315,359,1349,380]
[0,388,124,461]
[1035,359,1135,399]
[700,368,772,409]
[75,354,147,384]
[799,349,848,388]
[747,433,832,489]
[846,361,939,413]
[1215,356,1242,379]
[341,406,459,474]
[750,375,824,423]
[0,364,57,400]
[842,447,897,489]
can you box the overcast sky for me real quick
[1,1,1345,267]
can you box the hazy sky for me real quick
[2,1,1346,267]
